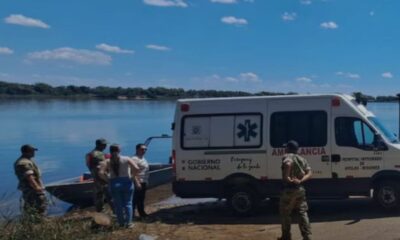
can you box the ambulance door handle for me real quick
[331,154,341,162]
[321,155,330,162]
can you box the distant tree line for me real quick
[352,92,399,103]
[0,81,398,101]
[0,81,293,99]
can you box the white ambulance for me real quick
[171,94,400,215]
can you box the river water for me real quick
[0,99,175,214]
[0,99,398,214]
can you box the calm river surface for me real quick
[0,99,398,214]
[0,99,175,214]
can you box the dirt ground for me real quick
[64,183,400,240]
[136,183,279,240]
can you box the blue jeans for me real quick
[109,177,134,226]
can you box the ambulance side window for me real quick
[335,117,375,150]
[270,111,327,148]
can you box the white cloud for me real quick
[143,0,188,7]
[282,12,297,21]
[225,77,239,83]
[240,72,261,83]
[211,0,237,3]
[221,16,248,26]
[96,43,134,54]
[27,47,112,65]
[300,0,312,5]
[296,77,312,83]
[336,71,360,79]
[146,44,171,51]
[4,14,50,29]
[382,72,393,78]
[320,21,338,29]
[0,47,14,55]
[347,73,360,79]
[202,72,261,84]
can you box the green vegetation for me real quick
[0,81,292,99]
[0,81,398,101]
[353,91,399,103]
[1,216,94,240]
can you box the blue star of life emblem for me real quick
[237,119,258,142]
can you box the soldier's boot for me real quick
[277,237,291,240]
[279,209,292,240]
[278,228,292,240]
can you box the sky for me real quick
[0,0,399,95]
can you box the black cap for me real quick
[21,144,38,153]
[283,140,299,152]
[136,143,147,150]
[95,138,108,146]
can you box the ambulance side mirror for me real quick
[373,134,387,151]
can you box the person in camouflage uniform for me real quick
[14,144,47,218]
[86,138,112,212]
[279,140,312,240]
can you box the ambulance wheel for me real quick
[227,187,260,216]
[374,180,400,210]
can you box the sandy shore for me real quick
[88,183,280,240]
[56,183,400,240]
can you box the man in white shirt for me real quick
[131,143,150,218]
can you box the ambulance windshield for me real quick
[368,117,399,143]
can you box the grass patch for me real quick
[0,207,122,240]
[0,215,99,240]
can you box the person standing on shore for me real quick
[132,143,150,219]
[86,138,111,212]
[14,144,47,219]
[106,144,141,228]
[279,140,312,240]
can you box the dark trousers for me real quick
[133,182,147,217]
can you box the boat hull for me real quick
[46,164,173,207]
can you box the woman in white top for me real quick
[107,144,140,228]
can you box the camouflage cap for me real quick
[95,138,108,146]
[20,144,38,153]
